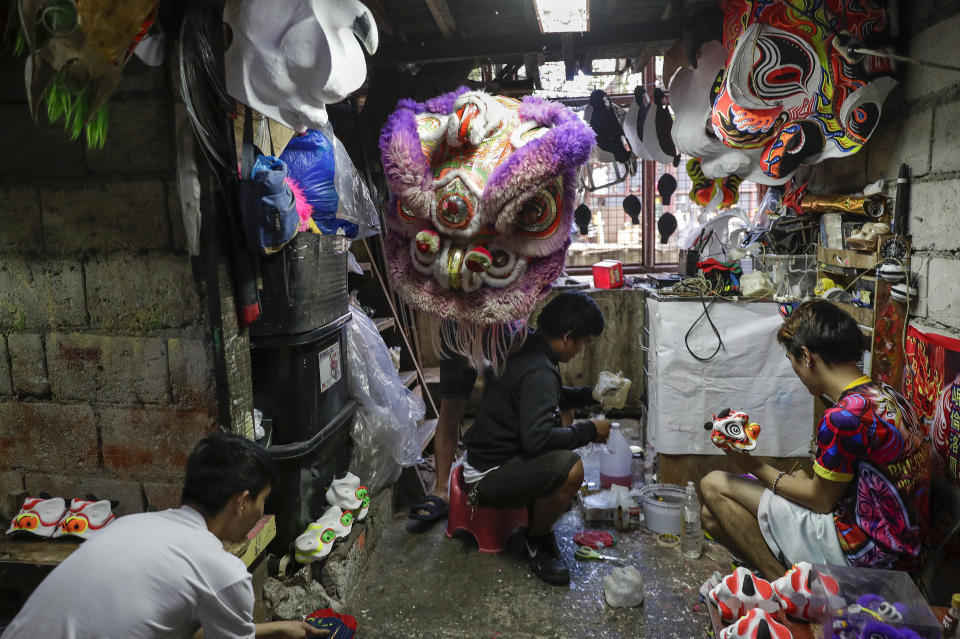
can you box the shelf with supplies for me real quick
[815,234,910,392]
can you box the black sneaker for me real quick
[525,533,570,585]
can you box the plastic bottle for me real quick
[943,593,960,638]
[681,481,702,559]
[631,452,644,488]
[599,422,632,488]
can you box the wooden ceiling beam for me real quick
[362,0,398,39]
[371,18,682,65]
[424,0,457,39]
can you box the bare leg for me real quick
[699,471,786,580]
[560,408,574,427]
[430,398,466,502]
[528,460,584,536]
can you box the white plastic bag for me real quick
[593,370,632,411]
[603,565,644,607]
[346,306,425,494]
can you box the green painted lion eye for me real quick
[321,529,336,543]
[340,512,353,527]
[355,487,368,500]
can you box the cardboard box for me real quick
[592,260,624,289]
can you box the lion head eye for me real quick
[321,529,336,543]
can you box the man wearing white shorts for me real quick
[699,301,929,580]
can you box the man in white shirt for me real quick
[1,434,327,639]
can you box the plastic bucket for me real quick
[640,483,683,535]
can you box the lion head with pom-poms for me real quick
[379,88,593,361]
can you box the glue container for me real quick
[599,422,632,488]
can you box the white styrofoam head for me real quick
[224,0,379,131]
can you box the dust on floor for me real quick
[347,497,729,638]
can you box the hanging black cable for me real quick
[685,294,725,362]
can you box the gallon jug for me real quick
[599,422,632,488]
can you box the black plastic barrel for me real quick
[252,233,348,337]
[264,399,356,553]
[251,314,351,445]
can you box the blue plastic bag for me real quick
[280,129,358,237]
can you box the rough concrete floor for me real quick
[348,442,730,638]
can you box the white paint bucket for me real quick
[640,483,683,535]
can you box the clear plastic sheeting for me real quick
[322,122,381,239]
[346,305,425,494]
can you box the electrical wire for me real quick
[671,275,727,361]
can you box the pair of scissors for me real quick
[574,545,620,562]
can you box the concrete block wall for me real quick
[811,4,960,340]
[0,59,219,519]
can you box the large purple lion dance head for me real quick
[379,88,594,360]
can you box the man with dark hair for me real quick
[462,291,611,585]
[2,434,327,639]
[700,300,930,579]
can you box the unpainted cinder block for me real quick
[0,258,86,332]
[41,181,169,254]
[168,336,216,411]
[909,179,960,253]
[47,333,169,404]
[85,252,203,331]
[0,400,99,473]
[23,472,144,515]
[7,332,50,397]
[99,405,215,482]
[0,185,42,253]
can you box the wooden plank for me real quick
[824,299,873,327]
[707,599,818,639]
[371,19,683,65]
[374,317,395,332]
[359,261,371,272]
[818,247,877,270]
[0,537,79,567]
[223,514,276,567]
[421,366,440,385]
[423,0,457,38]
[400,370,417,388]
[418,418,439,453]
[0,514,275,569]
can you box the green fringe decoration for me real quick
[43,75,109,150]
[6,1,107,149]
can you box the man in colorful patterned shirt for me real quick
[700,300,930,579]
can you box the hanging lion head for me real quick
[379,88,594,328]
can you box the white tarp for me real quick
[647,297,812,457]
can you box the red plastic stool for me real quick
[445,465,528,553]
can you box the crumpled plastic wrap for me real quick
[346,306,425,495]
[592,371,632,411]
[603,565,644,607]
[321,122,381,239]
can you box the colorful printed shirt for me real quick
[814,377,931,568]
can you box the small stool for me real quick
[445,465,528,553]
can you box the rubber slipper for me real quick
[407,495,448,522]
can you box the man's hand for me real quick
[592,419,611,443]
[255,620,329,638]
[720,442,760,473]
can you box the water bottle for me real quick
[681,481,702,559]
[599,422,632,488]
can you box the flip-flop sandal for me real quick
[407,495,448,522]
